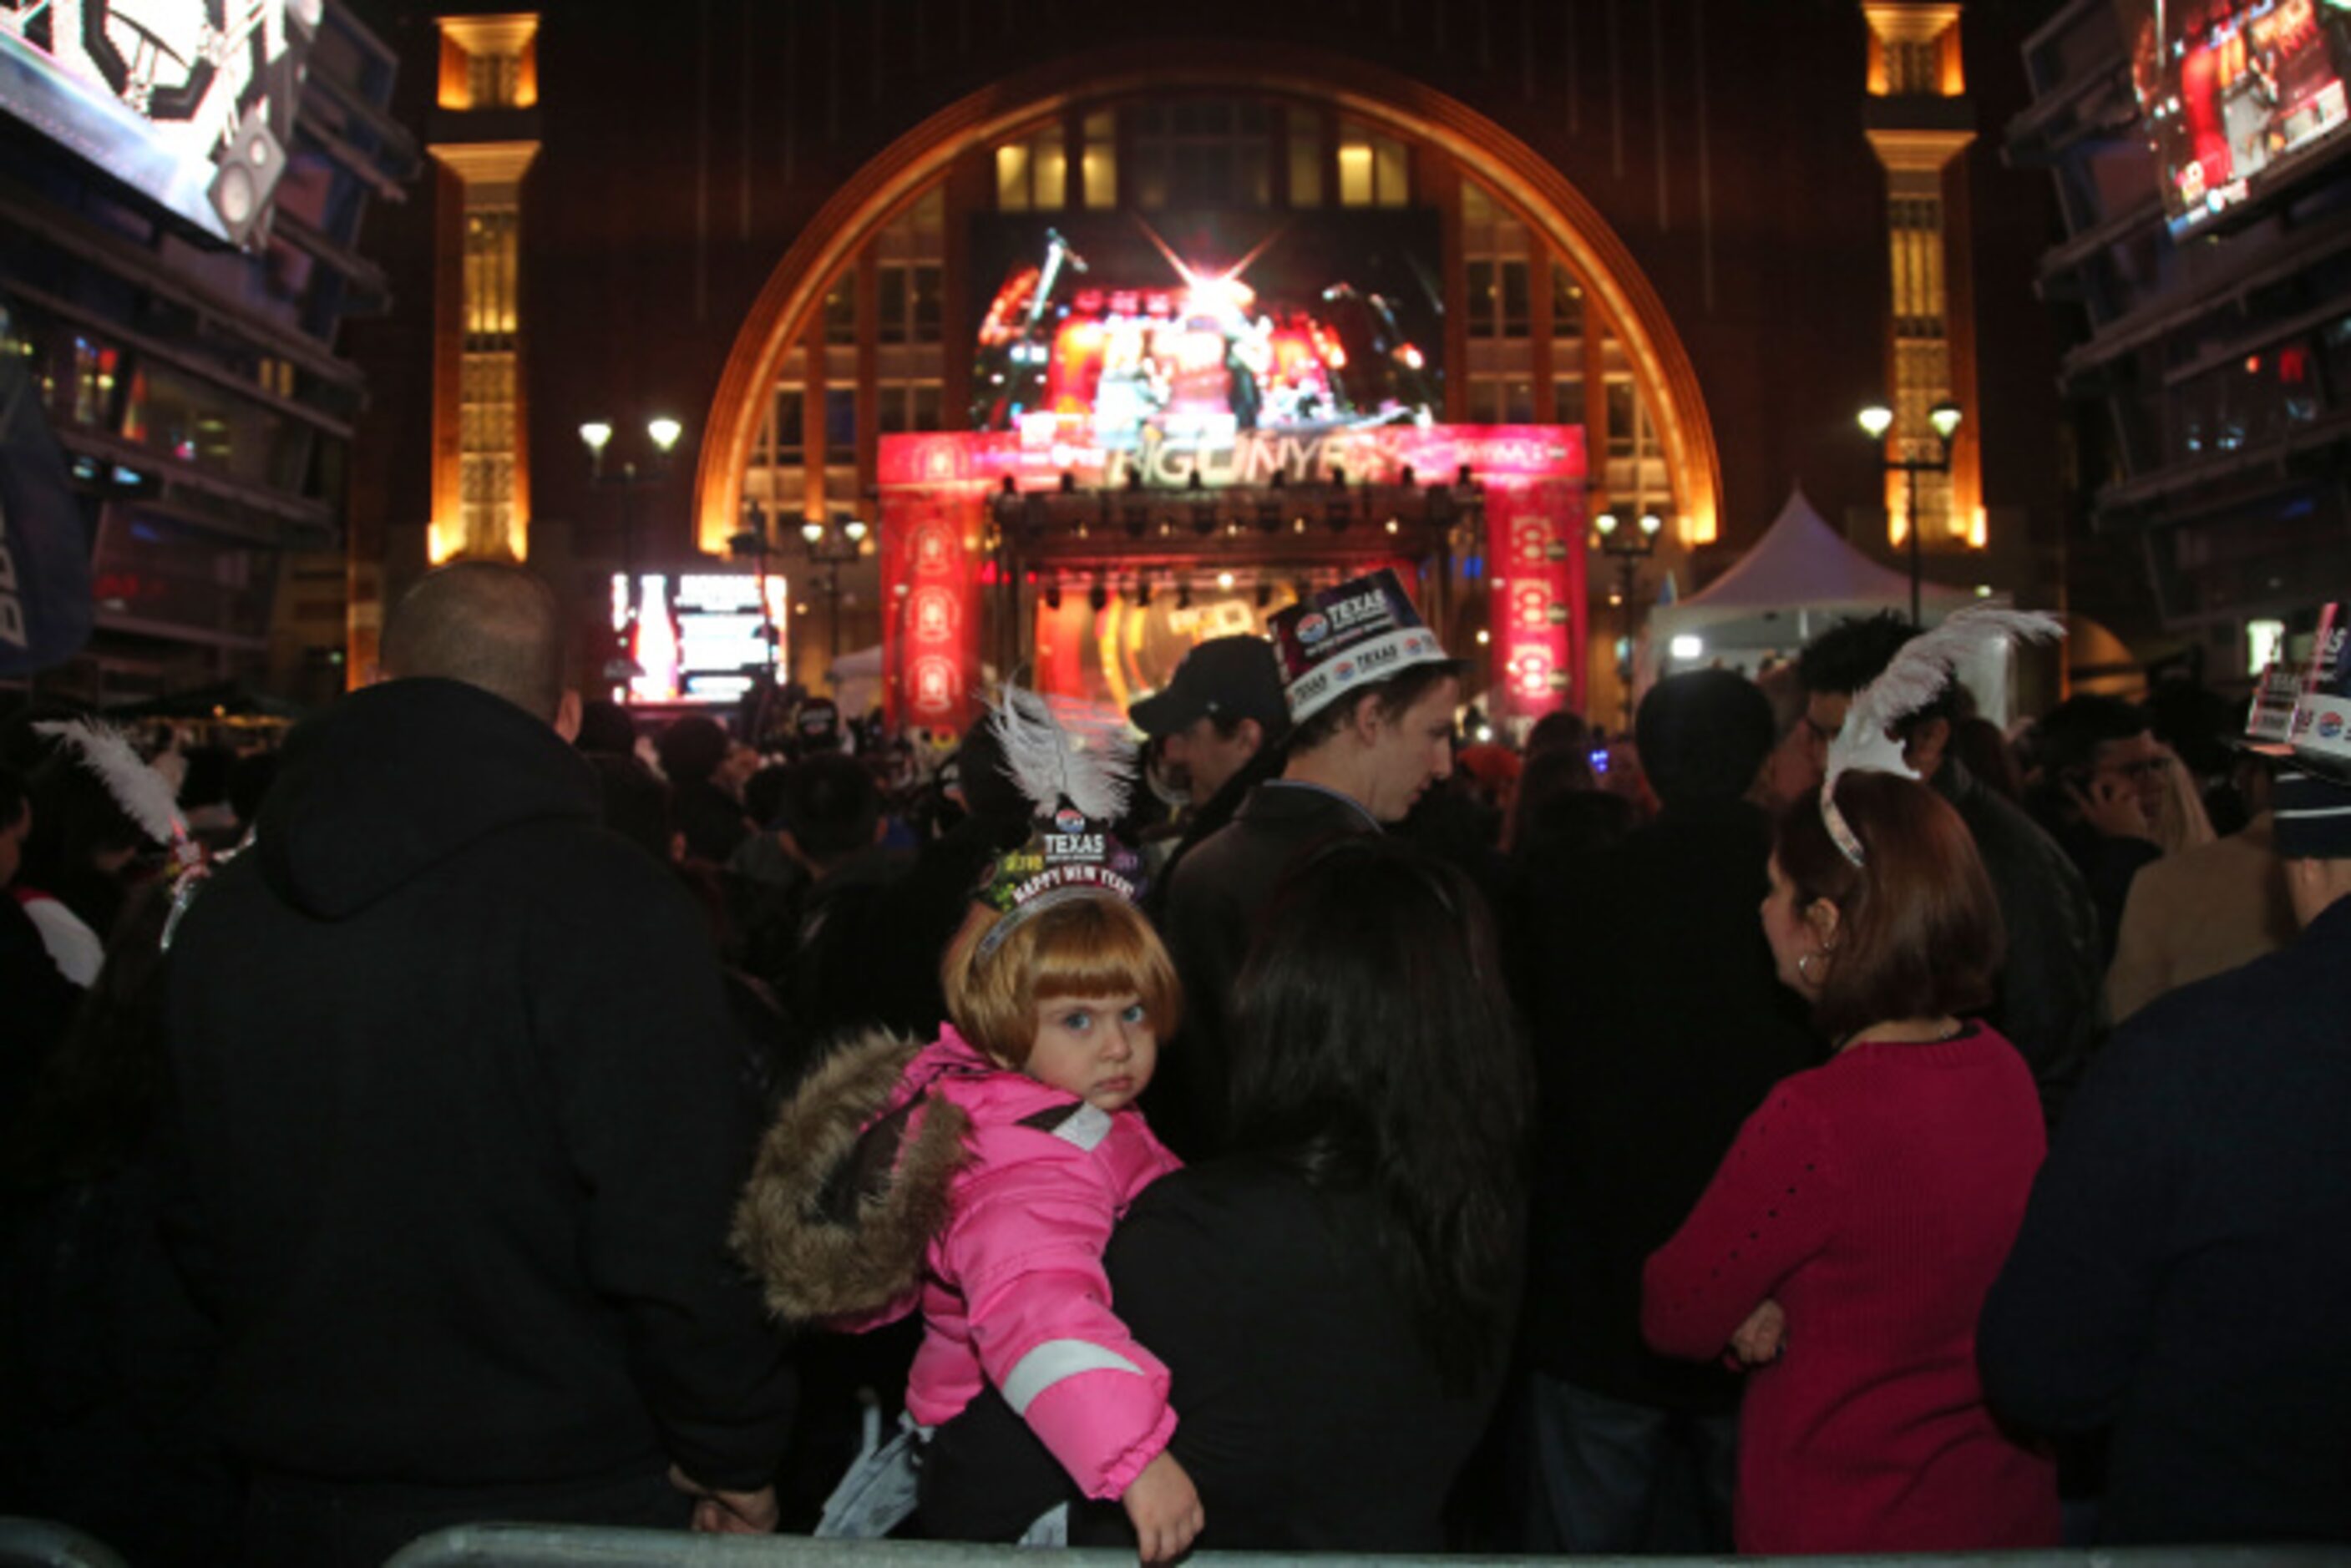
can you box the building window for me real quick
[1553,377,1584,424]
[69,334,124,428]
[1551,265,1583,341]
[1082,111,1117,210]
[877,382,945,435]
[437,13,539,112]
[772,387,803,462]
[822,277,855,346]
[1467,260,1532,341]
[824,387,855,463]
[1129,99,1273,210]
[1337,124,1407,207]
[1287,106,1323,207]
[1887,185,1955,536]
[877,263,943,346]
[460,205,520,558]
[996,128,1067,211]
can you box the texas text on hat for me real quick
[2288,602,2351,784]
[1269,568,1454,724]
[2239,661,2302,756]
[974,802,1149,959]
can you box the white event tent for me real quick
[1644,488,2024,716]
[1649,488,1978,660]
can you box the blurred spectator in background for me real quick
[17,741,160,984]
[574,699,638,759]
[658,716,754,864]
[1129,636,1293,906]
[225,751,280,841]
[2106,724,2296,1024]
[1949,716,2025,803]
[2025,696,2167,962]
[1751,663,1816,816]
[0,765,83,1127]
[1518,670,1816,1555]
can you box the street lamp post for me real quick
[580,416,685,686]
[1594,508,1664,725]
[798,512,868,666]
[580,413,686,589]
[1857,400,1963,627]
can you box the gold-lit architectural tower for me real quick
[428,13,540,564]
[1862,3,1985,550]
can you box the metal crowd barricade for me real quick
[0,1519,131,1568]
[383,1527,2348,1568]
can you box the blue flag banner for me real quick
[0,300,94,675]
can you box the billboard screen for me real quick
[610,571,788,706]
[970,210,1443,455]
[2120,0,2351,234]
[1,0,317,248]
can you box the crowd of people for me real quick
[2,558,2348,1565]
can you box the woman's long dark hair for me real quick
[1225,837,1530,1392]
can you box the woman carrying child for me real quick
[733,689,1202,1560]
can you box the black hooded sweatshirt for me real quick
[158,678,794,1492]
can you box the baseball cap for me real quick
[1129,635,1290,741]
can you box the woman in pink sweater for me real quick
[1643,771,2059,1554]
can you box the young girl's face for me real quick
[1024,993,1157,1112]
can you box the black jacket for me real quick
[1518,797,1820,1413]
[922,1156,1506,1551]
[1934,761,2104,1128]
[159,679,794,1491]
[0,896,80,1129]
[1979,895,2351,1545]
[1152,780,1378,1156]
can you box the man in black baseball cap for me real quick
[1129,635,1291,812]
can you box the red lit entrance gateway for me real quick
[879,422,1583,737]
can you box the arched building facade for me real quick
[354,0,2065,730]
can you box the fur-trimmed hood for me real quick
[732,1027,972,1324]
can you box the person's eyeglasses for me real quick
[2099,757,2170,781]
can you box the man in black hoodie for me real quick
[1519,670,1818,1553]
[158,564,795,1566]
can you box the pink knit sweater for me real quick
[1643,1024,2060,1554]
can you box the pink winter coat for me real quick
[867,1026,1183,1500]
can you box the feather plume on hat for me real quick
[990,685,1133,822]
[33,720,188,848]
[1820,604,2065,864]
[34,718,220,949]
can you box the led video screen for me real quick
[0,0,317,247]
[610,572,789,706]
[2120,0,2351,234]
[970,210,1443,453]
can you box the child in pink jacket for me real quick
[737,890,1202,1560]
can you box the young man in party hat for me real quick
[1981,603,2351,1545]
[1153,568,1462,1156]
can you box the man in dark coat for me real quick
[1979,765,2351,1545]
[157,564,795,1567]
[1798,614,2102,1127]
[1519,670,1819,1554]
[1155,570,1461,1156]
[1128,634,1291,914]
